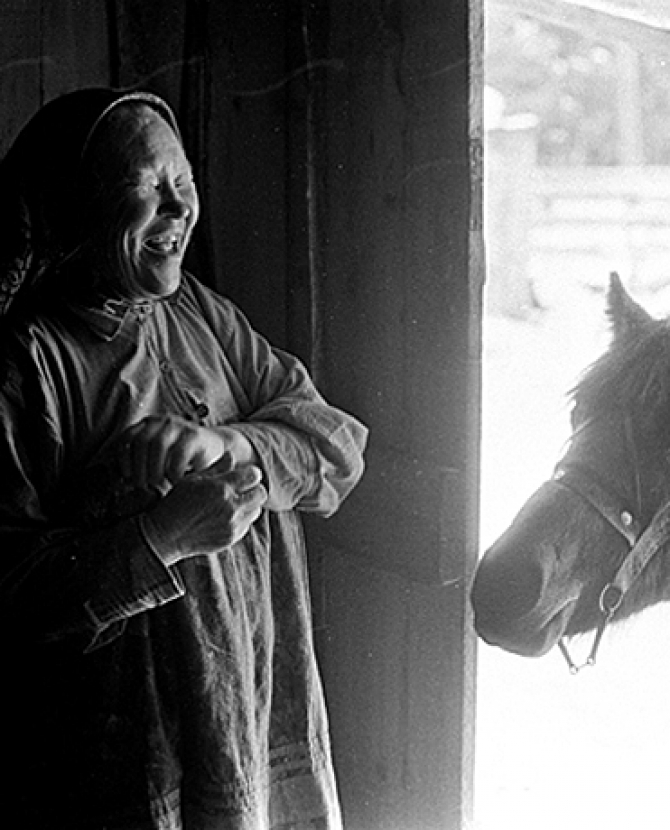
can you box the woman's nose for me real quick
[159,184,191,218]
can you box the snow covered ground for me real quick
[475,278,670,830]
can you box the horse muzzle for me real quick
[471,484,585,657]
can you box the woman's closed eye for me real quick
[176,172,195,188]
[132,172,194,197]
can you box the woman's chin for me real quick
[132,256,184,299]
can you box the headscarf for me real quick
[0,87,182,318]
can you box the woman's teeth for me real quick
[144,233,180,255]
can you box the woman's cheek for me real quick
[117,231,144,292]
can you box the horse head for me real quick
[471,274,670,666]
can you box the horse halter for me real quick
[550,416,670,674]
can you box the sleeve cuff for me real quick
[81,516,186,651]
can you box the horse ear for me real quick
[607,272,653,344]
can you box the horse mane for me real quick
[570,317,670,425]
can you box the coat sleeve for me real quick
[0,338,185,649]
[197,286,368,515]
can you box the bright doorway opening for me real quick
[476,3,670,829]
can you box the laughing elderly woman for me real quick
[0,88,367,830]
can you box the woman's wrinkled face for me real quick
[84,105,199,300]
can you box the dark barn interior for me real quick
[1,2,483,828]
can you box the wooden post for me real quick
[306,1,483,827]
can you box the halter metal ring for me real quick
[599,583,624,616]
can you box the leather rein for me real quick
[550,418,670,674]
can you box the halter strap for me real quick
[553,464,640,546]
[609,498,670,602]
[551,463,670,673]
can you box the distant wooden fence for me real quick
[531,166,670,290]
[486,125,670,316]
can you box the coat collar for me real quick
[68,287,182,341]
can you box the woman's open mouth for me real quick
[143,231,183,257]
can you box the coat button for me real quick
[195,402,209,419]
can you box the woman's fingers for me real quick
[147,464,268,560]
[119,416,225,490]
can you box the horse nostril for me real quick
[471,550,544,639]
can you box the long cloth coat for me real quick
[0,272,367,830]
